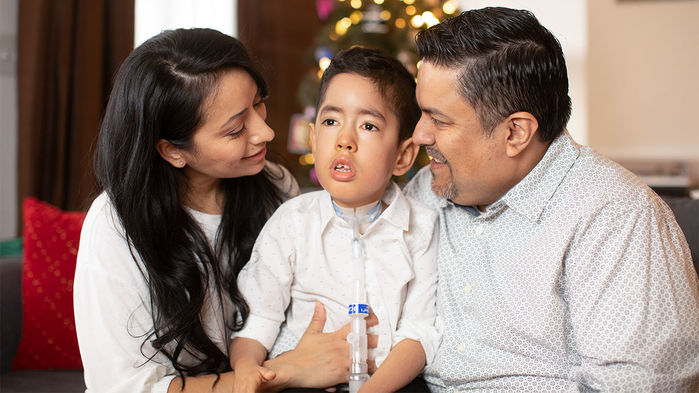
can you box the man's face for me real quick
[413,61,508,208]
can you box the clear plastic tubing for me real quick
[348,215,369,393]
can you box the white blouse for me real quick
[73,163,298,393]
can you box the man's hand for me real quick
[261,301,379,390]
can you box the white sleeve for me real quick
[234,206,296,350]
[73,198,176,393]
[393,209,441,366]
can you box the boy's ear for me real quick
[392,138,419,176]
[156,139,186,168]
[504,112,538,158]
[308,122,316,157]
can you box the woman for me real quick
[73,28,359,393]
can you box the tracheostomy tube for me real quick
[348,214,369,393]
[331,200,381,392]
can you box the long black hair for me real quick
[94,28,284,378]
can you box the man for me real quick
[404,7,699,392]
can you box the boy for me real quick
[230,47,440,393]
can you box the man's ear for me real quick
[504,112,538,158]
[392,138,420,176]
[156,139,186,168]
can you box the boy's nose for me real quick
[336,141,355,151]
[335,129,356,151]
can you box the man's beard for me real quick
[425,147,458,201]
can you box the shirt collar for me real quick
[319,181,410,233]
[499,130,580,222]
[379,182,410,231]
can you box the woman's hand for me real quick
[167,371,236,393]
[261,301,378,391]
[232,361,275,393]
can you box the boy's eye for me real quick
[361,123,378,132]
[321,119,337,126]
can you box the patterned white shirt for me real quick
[404,132,699,392]
[236,182,441,366]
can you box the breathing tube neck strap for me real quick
[331,199,382,223]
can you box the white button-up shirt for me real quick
[404,132,699,392]
[236,182,441,366]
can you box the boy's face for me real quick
[311,73,407,208]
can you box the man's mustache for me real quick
[425,147,447,163]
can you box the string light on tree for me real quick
[289,0,460,186]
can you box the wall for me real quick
[1,1,697,238]
[0,0,18,239]
[588,0,699,175]
[135,0,237,46]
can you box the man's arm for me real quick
[566,199,699,391]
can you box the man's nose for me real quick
[412,116,435,146]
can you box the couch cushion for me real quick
[12,198,86,370]
[663,197,698,275]
[1,256,23,372]
[0,370,85,393]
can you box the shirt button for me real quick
[457,343,467,352]
[464,284,472,294]
[475,225,483,237]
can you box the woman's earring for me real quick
[179,160,184,167]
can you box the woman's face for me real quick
[180,68,274,184]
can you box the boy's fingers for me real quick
[304,301,327,335]
[367,333,378,349]
[366,312,379,327]
[367,359,377,374]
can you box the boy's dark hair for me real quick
[416,7,571,142]
[316,47,420,142]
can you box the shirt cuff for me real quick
[393,321,442,366]
[234,313,281,351]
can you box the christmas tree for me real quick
[289,0,460,186]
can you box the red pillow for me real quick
[12,198,86,369]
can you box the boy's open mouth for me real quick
[330,157,356,181]
[334,163,351,172]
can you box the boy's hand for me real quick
[233,361,276,393]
